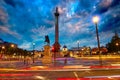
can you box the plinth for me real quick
[53,42,60,52]
[42,45,52,64]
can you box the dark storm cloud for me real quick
[110,0,120,7]
[102,17,120,32]
[4,0,16,7]
[99,3,120,32]
[94,0,120,14]
[96,7,108,14]
[4,0,24,8]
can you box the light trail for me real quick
[35,76,47,80]
[73,72,80,80]
[0,73,33,76]
[85,75,120,78]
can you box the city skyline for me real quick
[0,0,120,50]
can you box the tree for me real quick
[106,32,120,53]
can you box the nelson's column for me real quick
[53,7,61,54]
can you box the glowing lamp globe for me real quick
[93,16,99,24]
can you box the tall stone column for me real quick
[53,7,60,52]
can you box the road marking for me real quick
[35,76,47,80]
[84,75,120,78]
[73,72,80,80]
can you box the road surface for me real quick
[0,69,120,80]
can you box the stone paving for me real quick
[0,57,120,71]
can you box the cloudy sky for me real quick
[0,0,120,50]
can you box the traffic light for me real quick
[51,46,55,52]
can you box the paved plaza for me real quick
[0,56,120,80]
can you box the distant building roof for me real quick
[0,41,17,48]
[63,45,67,48]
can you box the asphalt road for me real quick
[0,69,120,80]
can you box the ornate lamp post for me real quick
[2,46,5,59]
[77,41,80,50]
[11,44,15,60]
[116,43,119,47]
[116,43,119,54]
[32,42,35,63]
[2,46,5,50]
[77,41,80,56]
[92,16,102,65]
[11,44,14,48]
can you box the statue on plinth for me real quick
[42,35,52,64]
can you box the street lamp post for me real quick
[92,16,102,65]
[11,44,14,48]
[77,41,80,56]
[2,46,5,50]
[77,41,80,50]
[2,46,5,59]
[116,43,119,54]
[11,44,15,61]
[32,42,35,63]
